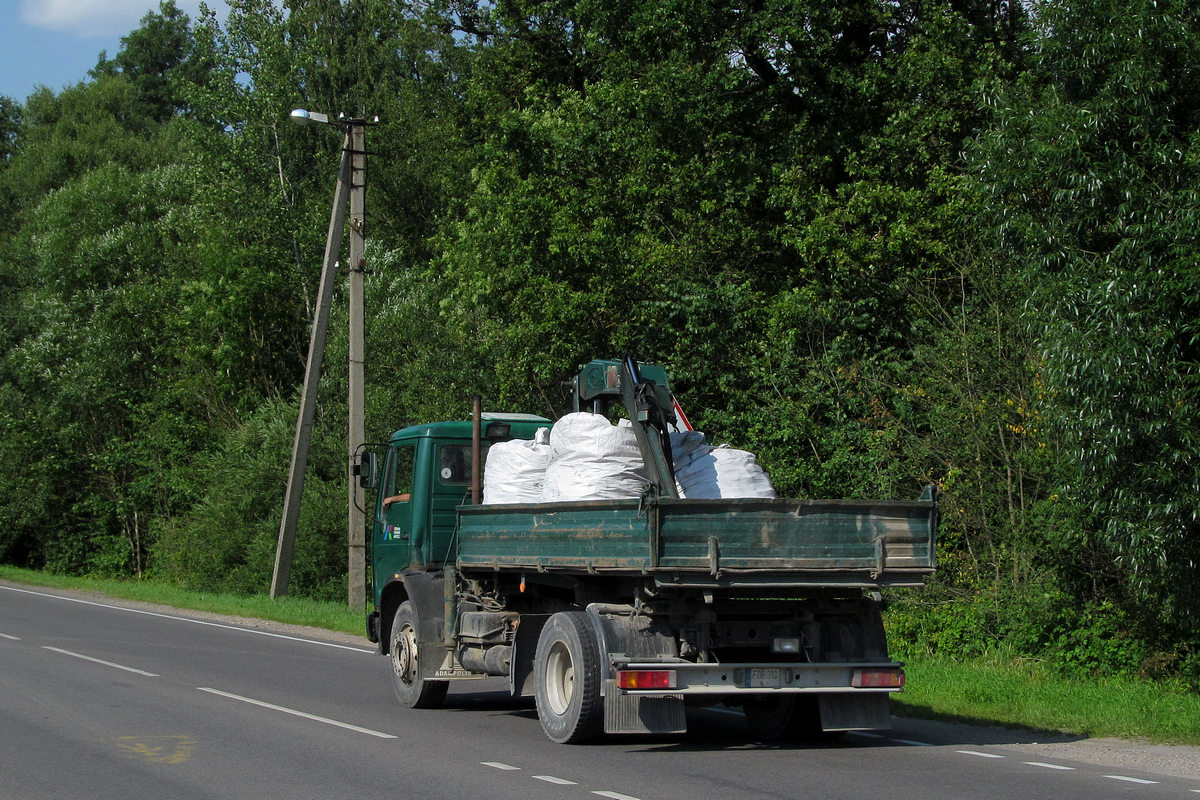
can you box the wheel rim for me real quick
[392,622,418,687]
[544,640,574,716]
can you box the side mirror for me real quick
[355,451,379,490]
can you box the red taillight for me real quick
[852,669,906,688]
[616,670,677,690]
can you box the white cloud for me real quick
[19,0,214,38]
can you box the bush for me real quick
[1043,601,1149,678]
[151,396,346,600]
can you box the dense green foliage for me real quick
[1,0,1196,688]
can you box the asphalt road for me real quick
[2,580,1197,800]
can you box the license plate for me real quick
[747,668,782,688]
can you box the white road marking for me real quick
[1023,762,1075,771]
[197,687,396,739]
[1103,775,1158,785]
[1,584,372,653]
[956,750,1004,759]
[892,738,934,746]
[42,646,159,676]
[848,731,886,739]
[1,633,20,640]
[484,762,637,799]
[534,775,578,785]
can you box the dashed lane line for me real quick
[197,687,396,739]
[1103,775,1159,785]
[42,646,159,677]
[482,761,641,800]
[956,750,1005,759]
[1,633,20,640]
[956,745,1181,790]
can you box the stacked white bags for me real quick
[481,413,776,503]
[671,433,777,499]
[541,413,649,501]
[482,427,552,504]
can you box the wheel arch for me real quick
[380,570,446,655]
[377,577,410,655]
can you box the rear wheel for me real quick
[389,601,448,709]
[744,695,839,742]
[534,612,603,743]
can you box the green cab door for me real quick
[374,442,416,584]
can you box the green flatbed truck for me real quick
[362,359,936,743]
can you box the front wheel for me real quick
[389,601,448,709]
[533,612,603,743]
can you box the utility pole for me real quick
[272,110,372,612]
[346,121,367,612]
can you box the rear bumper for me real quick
[612,660,905,696]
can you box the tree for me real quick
[969,0,1200,648]
[93,0,211,123]
[0,96,18,162]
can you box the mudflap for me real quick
[510,613,550,697]
[817,693,891,731]
[587,607,687,735]
[603,681,687,735]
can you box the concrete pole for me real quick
[272,132,353,599]
[347,122,367,612]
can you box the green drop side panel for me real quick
[455,498,935,579]
[456,501,652,570]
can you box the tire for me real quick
[744,695,839,742]
[743,696,797,741]
[389,601,448,709]
[533,612,604,744]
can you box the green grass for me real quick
[895,653,1200,745]
[4,566,1198,745]
[0,566,364,636]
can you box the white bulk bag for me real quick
[482,427,552,504]
[669,430,709,471]
[674,443,777,500]
[542,413,648,501]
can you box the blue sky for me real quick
[1,0,228,103]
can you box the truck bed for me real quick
[455,495,936,588]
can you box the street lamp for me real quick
[289,108,332,126]
[272,108,373,611]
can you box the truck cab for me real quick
[366,414,549,645]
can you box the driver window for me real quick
[384,445,414,508]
